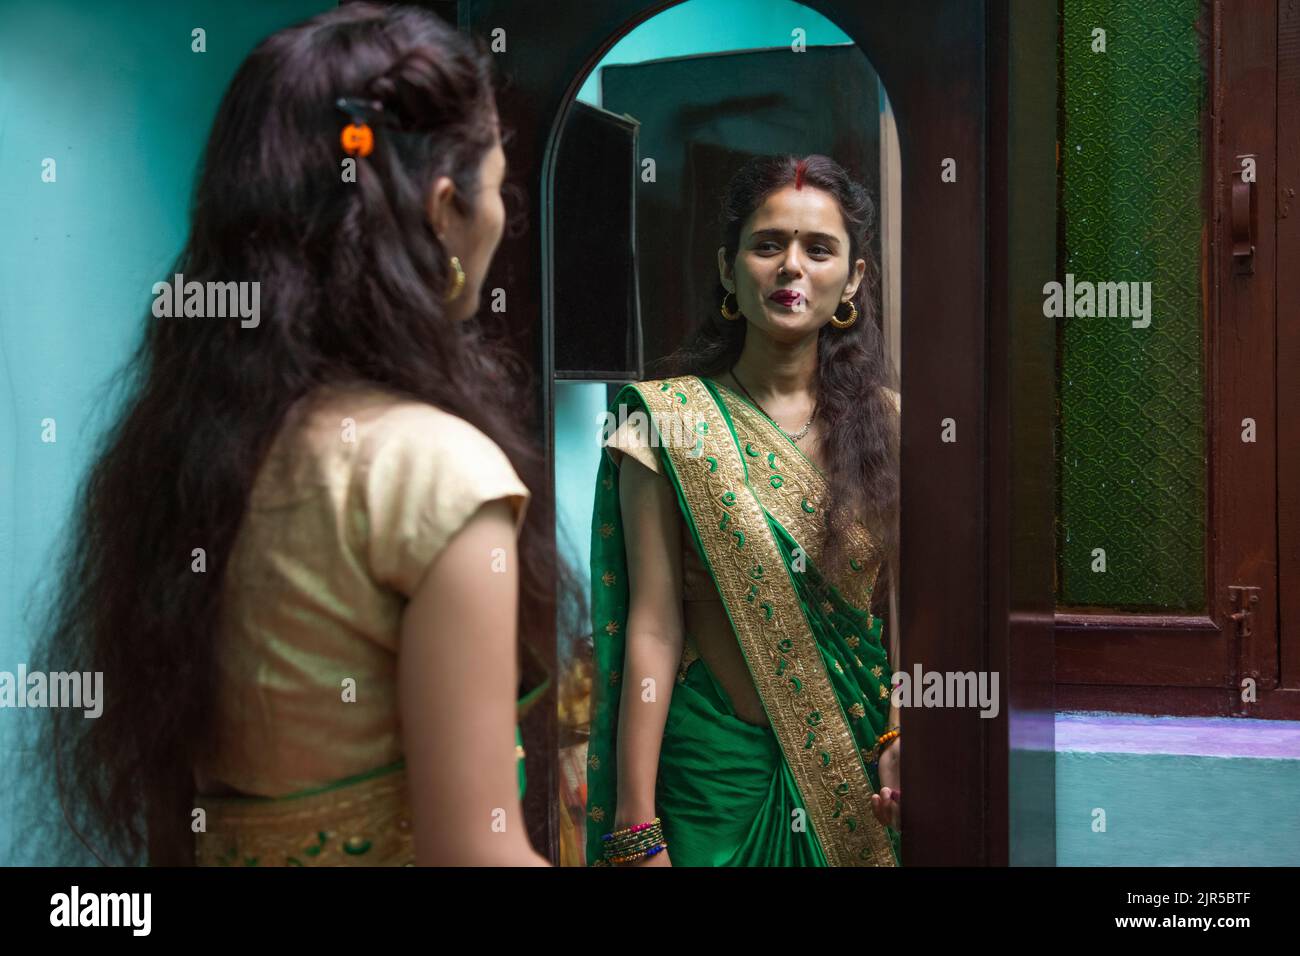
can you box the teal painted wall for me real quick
[1057,751,1300,866]
[554,381,609,623]
[0,0,335,865]
[575,0,854,107]
[1055,714,1300,866]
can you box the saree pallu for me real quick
[586,375,900,867]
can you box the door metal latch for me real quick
[1228,585,1261,637]
[1231,154,1257,275]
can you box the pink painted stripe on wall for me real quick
[1055,712,1300,759]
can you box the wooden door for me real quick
[1055,0,1293,720]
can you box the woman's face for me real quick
[425,125,508,322]
[717,184,866,342]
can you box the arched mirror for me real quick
[546,0,904,867]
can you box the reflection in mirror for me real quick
[551,0,901,867]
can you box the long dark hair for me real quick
[653,153,899,587]
[28,3,567,865]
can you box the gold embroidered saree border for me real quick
[713,384,883,606]
[194,765,414,866]
[636,375,894,867]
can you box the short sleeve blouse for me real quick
[197,384,530,797]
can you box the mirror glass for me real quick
[549,0,902,867]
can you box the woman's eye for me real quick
[756,241,831,256]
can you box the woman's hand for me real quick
[870,737,901,830]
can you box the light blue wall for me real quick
[554,381,609,625]
[0,0,335,865]
[1057,751,1300,865]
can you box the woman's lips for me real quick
[768,290,805,308]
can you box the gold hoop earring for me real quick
[444,256,466,303]
[720,290,742,321]
[830,300,858,329]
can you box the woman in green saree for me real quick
[585,155,903,867]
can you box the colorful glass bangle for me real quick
[601,818,666,864]
[604,824,665,853]
[605,840,668,865]
[602,817,661,842]
[607,835,662,855]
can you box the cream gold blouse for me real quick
[195,384,530,798]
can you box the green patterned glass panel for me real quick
[1057,0,1207,611]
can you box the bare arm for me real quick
[398,498,548,866]
[613,455,685,838]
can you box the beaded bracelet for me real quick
[869,728,901,764]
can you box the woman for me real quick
[31,4,559,866]
[586,154,902,867]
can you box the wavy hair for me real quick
[28,2,572,865]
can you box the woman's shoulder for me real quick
[307,384,529,596]
[261,382,524,511]
[297,383,511,466]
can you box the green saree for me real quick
[585,374,900,867]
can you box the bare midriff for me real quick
[683,596,771,727]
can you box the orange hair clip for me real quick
[340,122,374,157]
[336,97,382,158]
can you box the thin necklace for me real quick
[728,367,815,443]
